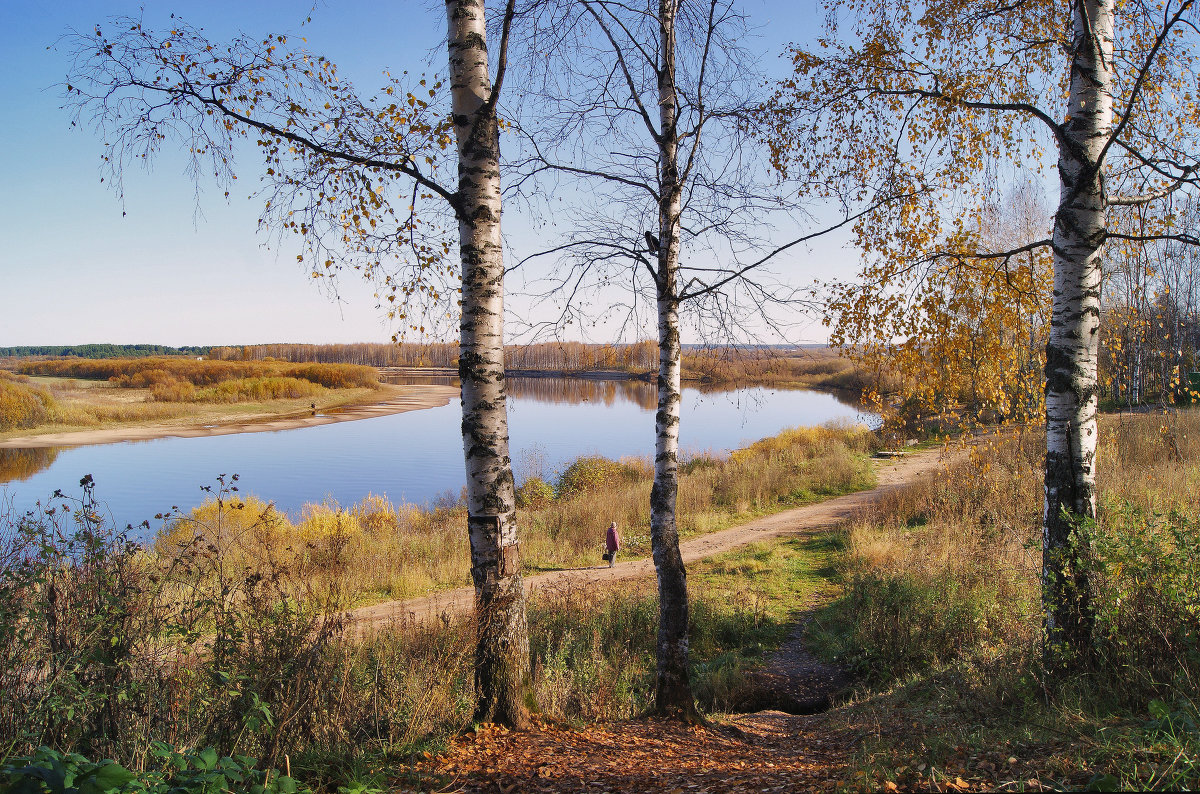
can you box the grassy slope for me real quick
[151,424,878,608]
[808,410,1200,791]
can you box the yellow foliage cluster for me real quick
[0,371,60,431]
[825,190,1053,432]
[766,0,1200,430]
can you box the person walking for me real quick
[605,521,621,568]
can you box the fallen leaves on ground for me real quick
[413,711,855,793]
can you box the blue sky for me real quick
[0,1,840,347]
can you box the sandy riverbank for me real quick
[0,384,460,450]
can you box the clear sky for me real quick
[0,1,842,348]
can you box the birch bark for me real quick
[1043,0,1113,663]
[649,0,700,720]
[446,0,531,726]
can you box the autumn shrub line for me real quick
[0,481,817,793]
[815,411,1200,791]
[18,357,379,391]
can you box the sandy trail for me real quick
[0,385,460,449]
[348,447,951,634]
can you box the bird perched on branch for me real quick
[644,231,660,255]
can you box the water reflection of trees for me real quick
[0,448,61,484]
[507,377,659,410]
[384,375,458,387]
[386,373,868,414]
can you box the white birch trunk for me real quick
[446,0,531,726]
[1043,0,1113,664]
[649,0,699,720]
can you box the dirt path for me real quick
[0,385,459,449]
[348,446,950,635]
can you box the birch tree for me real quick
[506,0,864,717]
[65,0,534,725]
[768,0,1200,665]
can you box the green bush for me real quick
[1086,504,1200,704]
[553,456,640,500]
[817,571,1005,681]
[515,477,555,509]
[0,744,309,794]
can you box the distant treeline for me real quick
[0,344,210,359]
[207,341,661,372]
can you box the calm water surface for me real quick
[1,377,875,535]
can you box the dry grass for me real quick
[1,485,821,790]
[829,410,1200,677]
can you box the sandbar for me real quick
[0,384,460,450]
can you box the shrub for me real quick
[1,478,352,769]
[350,494,399,535]
[149,375,196,402]
[18,358,378,392]
[0,744,310,794]
[192,377,322,403]
[297,503,361,541]
[0,373,58,431]
[0,476,167,760]
[1085,504,1200,705]
[515,477,555,509]
[553,456,641,499]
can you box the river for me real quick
[0,377,875,535]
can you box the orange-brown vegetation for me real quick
[0,371,59,431]
[0,363,387,440]
[19,357,379,391]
